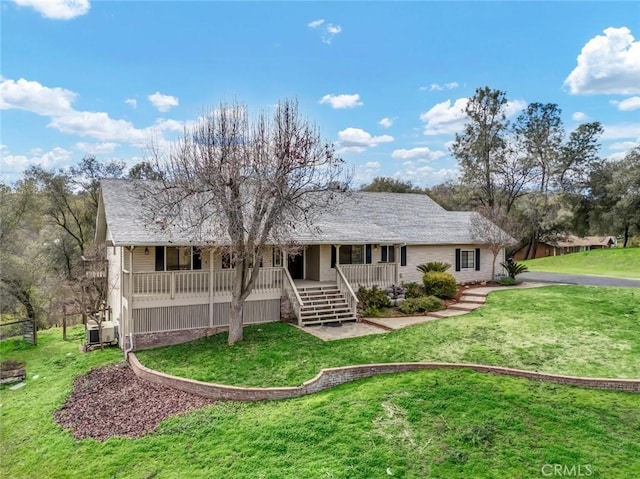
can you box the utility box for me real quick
[86,320,116,345]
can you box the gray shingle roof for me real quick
[98,179,493,246]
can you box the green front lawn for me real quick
[1,327,639,478]
[138,286,640,387]
[522,247,640,279]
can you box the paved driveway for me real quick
[519,271,640,288]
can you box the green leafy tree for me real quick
[360,177,424,193]
[451,87,509,211]
[0,181,49,324]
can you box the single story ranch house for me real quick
[96,179,509,350]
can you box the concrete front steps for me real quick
[298,284,356,325]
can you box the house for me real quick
[95,179,510,350]
[513,235,617,261]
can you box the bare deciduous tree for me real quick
[145,99,350,344]
[470,206,517,281]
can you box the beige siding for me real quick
[107,242,122,326]
[132,299,279,333]
[132,246,155,271]
[400,245,505,284]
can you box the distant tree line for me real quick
[0,156,163,328]
[360,87,640,256]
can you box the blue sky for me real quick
[1,1,639,186]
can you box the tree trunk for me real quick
[228,299,243,344]
[524,235,533,260]
[623,224,629,248]
[530,231,539,258]
[491,252,497,281]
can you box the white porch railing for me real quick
[132,267,282,301]
[282,268,303,325]
[340,263,397,288]
[335,265,359,318]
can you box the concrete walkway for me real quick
[303,282,551,338]
[298,321,388,341]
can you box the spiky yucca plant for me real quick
[500,261,529,279]
[416,261,451,274]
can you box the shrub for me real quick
[403,281,425,298]
[362,306,381,317]
[357,285,391,310]
[416,261,451,273]
[496,276,517,286]
[422,271,457,299]
[398,296,444,314]
[500,261,529,279]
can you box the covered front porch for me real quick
[119,243,402,336]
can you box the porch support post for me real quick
[209,248,214,327]
[128,246,134,337]
[395,244,400,285]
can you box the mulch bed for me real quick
[55,362,214,441]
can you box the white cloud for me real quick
[308,18,341,44]
[74,142,119,154]
[0,78,76,116]
[419,82,459,92]
[378,117,393,128]
[608,140,639,151]
[420,98,468,135]
[365,161,380,169]
[391,147,446,162]
[48,111,148,144]
[504,99,527,117]
[336,128,393,153]
[11,0,90,20]
[601,123,640,140]
[614,96,640,111]
[395,163,459,187]
[564,26,640,95]
[148,92,179,112]
[125,98,137,109]
[572,111,589,121]
[0,78,189,150]
[420,97,526,136]
[0,146,73,182]
[319,93,363,109]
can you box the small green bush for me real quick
[403,281,425,298]
[357,285,391,310]
[398,296,444,314]
[423,271,457,299]
[362,306,381,317]
[496,276,517,286]
[416,261,451,273]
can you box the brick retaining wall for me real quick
[128,354,640,400]
[132,326,229,351]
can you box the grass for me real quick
[522,247,640,279]
[138,286,640,387]
[1,326,640,478]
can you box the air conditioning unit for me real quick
[86,320,116,344]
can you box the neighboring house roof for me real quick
[96,179,510,247]
[553,235,617,248]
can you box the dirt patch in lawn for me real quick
[55,362,214,441]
